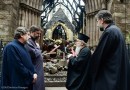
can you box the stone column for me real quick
[39,0,43,10]
[37,0,40,9]
[27,0,30,5]
[36,13,38,26]
[34,0,37,8]
[35,0,38,9]
[28,10,31,28]
[32,12,34,25]
[19,9,22,26]
[21,8,25,26]
[37,13,41,26]
[25,9,28,28]
[30,0,32,7]
[0,0,20,40]
[34,13,37,25]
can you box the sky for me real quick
[41,0,85,23]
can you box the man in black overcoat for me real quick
[90,10,130,90]
[66,33,91,90]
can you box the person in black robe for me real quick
[66,33,91,90]
[25,25,45,90]
[90,10,130,90]
[1,27,37,90]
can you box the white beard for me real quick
[75,46,81,55]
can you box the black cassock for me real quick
[25,38,45,90]
[66,47,91,90]
[1,39,35,90]
[90,23,130,90]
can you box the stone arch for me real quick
[45,22,73,41]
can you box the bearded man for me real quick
[66,33,91,90]
[25,25,45,90]
[90,10,130,90]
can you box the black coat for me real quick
[1,39,35,90]
[66,47,91,90]
[91,23,130,90]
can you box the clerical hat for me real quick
[78,33,89,43]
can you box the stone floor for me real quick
[45,87,67,90]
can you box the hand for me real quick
[70,47,74,54]
[67,60,69,64]
[67,54,72,58]
[32,73,37,83]
[70,47,76,56]
[54,44,60,48]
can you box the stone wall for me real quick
[84,0,106,46]
[19,0,43,28]
[84,0,130,47]
[0,0,19,41]
[18,0,43,46]
[111,0,130,44]
[0,0,43,41]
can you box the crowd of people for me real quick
[0,9,130,90]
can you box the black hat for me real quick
[78,33,89,43]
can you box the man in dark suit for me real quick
[1,27,37,90]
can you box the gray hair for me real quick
[14,27,28,39]
[29,25,41,32]
[95,10,113,24]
